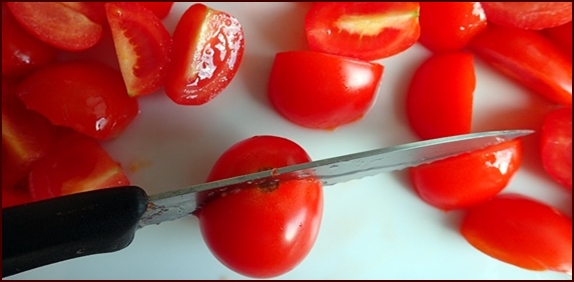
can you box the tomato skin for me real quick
[540,107,572,191]
[268,51,383,130]
[165,3,245,105]
[15,61,139,141]
[544,21,573,60]
[305,2,420,60]
[480,2,572,30]
[136,2,174,19]
[196,135,323,278]
[418,2,487,53]
[6,2,103,51]
[469,25,572,106]
[406,52,475,140]
[105,2,173,97]
[460,193,572,273]
[28,130,130,202]
[409,139,522,210]
[2,5,57,78]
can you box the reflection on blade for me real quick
[138,129,533,228]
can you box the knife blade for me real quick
[1,129,532,278]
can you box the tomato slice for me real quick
[460,193,572,273]
[2,5,57,78]
[540,107,572,191]
[406,52,475,140]
[136,2,174,19]
[28,130,130,202]
[196,135,323,278]
[6,2,103,51]
[16,61,139,141]
[105,2,173,97]
[469,25,572,106]
[165,3,245,105]
[480,2,572,30]
[409,139,522,210]
[304,2,420,60]
[268,50,383,130]
[418,2,487,53]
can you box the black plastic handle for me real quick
[2,186,148,278]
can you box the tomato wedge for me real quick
[540,107,572,191]
[28,130,130,201]
[469,25,572,106]
[460,193,572,273]
[480,2,572,30]
[409,139,522,210]
[105,2,172,97]
[165,3,245,105]
[6,2,103,51]
[406,52,475,140]
[304,2,420,60]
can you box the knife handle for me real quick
[2,186,148,278]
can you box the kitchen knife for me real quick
[2,129,532,278]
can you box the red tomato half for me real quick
[16,61,139,141]
[540,107,572,191]
[28,130,130,201]
[6,2,103,51]
[409,139,522,210]
[136,2,174,19]
[406,52,475,140]
[480,2,572,30]
[195,135,323,278]
[165,3,245,105]
[305,2,420,60]
[2,5,57,78]
[469,25,572,106]
[418,2,487,53]
[460,193,572,273]
[268,51,383,130]
[105,2,172,97]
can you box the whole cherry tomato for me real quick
[15,60,139,141]
[540,106,572,191]
[480,2,572,30]
[195,135,323,278]
[406,52,475,140]
[268,50,383,130]
[469,24,572,106]
[304,2,420,60]
[460,193,572,273]
[409,139,522,210]
[418,2,487,53]
[105,2,172,97]
[165,3,245,105]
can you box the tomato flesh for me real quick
[460,193,572,273]
[268,50,383,130]
[105,2,173,97]
[410,139,522,210]
[305,2,420,60]
[540,107,572,191]
[480,2,572,30]
[165,3,245,105]
[196,135,323,278]
[406,52,475,140]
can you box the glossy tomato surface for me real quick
[460,193,572,273]
[105,2,172,97]
[409,139,523,210]
[406,52,475,140]
[165,3,245,105]
[480,2,572,30]
[544,21,573,59]
[469,24,572,106]
[305,2,420,60]
[15,61,139,141]
[136,2,174,19]
[195,135,323,279]
[540,107,572,191]
[268,51,383,130]
[418,2,487,53]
